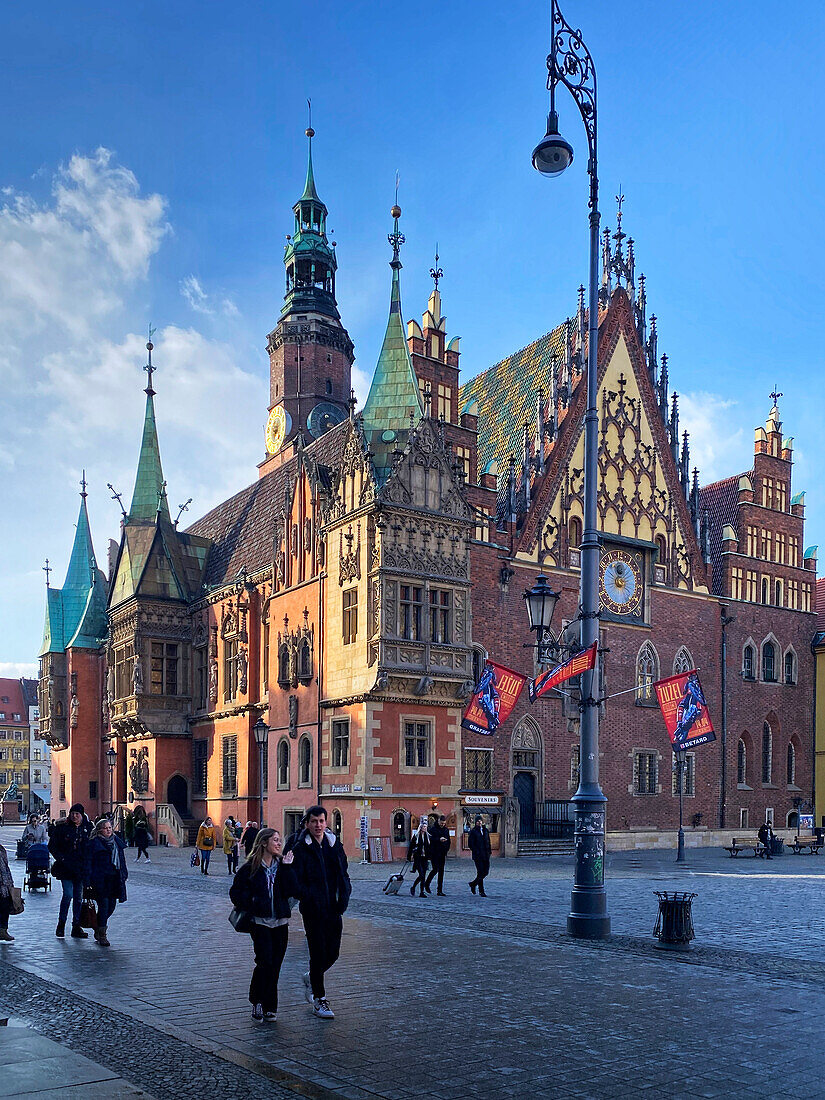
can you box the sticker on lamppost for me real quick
[654,669,716,750]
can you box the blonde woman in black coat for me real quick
[406,820,431,898]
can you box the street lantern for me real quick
[106,744,117,815]
[533,0,610,940]
[523,573,560,633]
[252,716,270,827]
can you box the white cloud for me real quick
[680,391,750,484]
[0,662,37,679]
[180,274,239,319]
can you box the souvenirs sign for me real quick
[528,642,598,703]
[654,668,716,750]
[462,661,527,736]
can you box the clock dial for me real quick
[599,548,644,617]
[265,406,291,455]
[307,401,346,439]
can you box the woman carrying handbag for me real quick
[195,817,216,875]
[229,828,299,1022]
[0,841,22,941]
[85,819,128,947]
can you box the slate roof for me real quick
[187,420,348,591]
[20,678,38,709]
[459,322,568,476]
[698,474,745,596]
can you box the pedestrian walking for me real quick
[241,821,259,857]
[223,818,239,875]
[86,819,128,947]
[49,803,92,938]
[0,841,18,942]
[291,805,352,1020]
[196,817,216,874]
[468,815,492,896]
[229,828,299,1022]
[425,814,451,895]
[283,812,309,856]
[134,816,151,862]
[21,813,48,852]
[758,819,774,860]
[407,819,431,897]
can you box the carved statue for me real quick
[288,694,298,738]
[129,746,150,795]
[237,645,248,695]
[209,658,218,707]
[70,693,79,729]
[107,666,115,700]
[133,654,144,694]
[1,781,19,803]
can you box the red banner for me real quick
[462,661,527,736]
[654,668,716,749]
[528,642,598,703]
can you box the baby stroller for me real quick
[23,843,52,892]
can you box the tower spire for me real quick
[430,244,443,292]
[128,340,170,524]
[144,326,156,396]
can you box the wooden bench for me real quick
[790,835,823,855]
[724,836,767,857]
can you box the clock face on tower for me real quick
[599,547,644,619]
[265,405,291,455]
[307,401,346,439]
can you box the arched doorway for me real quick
[511,717,542,838]
[513,772,536,835]
[167,775,188,818]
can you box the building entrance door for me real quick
[514,771,536,837]
[167,775,188,818]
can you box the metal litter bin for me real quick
[770,837,784,856]
[654,891,697,949]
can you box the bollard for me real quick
[653,891,697,950]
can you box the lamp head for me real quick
[523,572,560,632]
[532,110,574,176]
[106,746,117,767]
[252,716,269,747]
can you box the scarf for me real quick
[263,860,278,916]
[102,834,122,873]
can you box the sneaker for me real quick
[0,929,14,942]
[313,997,335,1019]
[55,922,66,938]
[252,1003,264,1021]
[263,1011,277,1021]
[145,857,151,863]
[302,971,313,1004]
[70,925,89,939]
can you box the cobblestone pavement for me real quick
[2,829,824,1099]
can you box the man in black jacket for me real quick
[468,815,492,896]
[425,814,451,896]
[291,805,351,1020]
[49,803,92,938]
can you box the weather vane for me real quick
[388,171,405,259]
[80,469,87,499]
[770,385,783,408]
[107,483,126,518]
[430,244,443,291]
[43,559,51,588]
[144,324,157,395]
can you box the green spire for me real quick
[361,203,424,463]
[127,337,170,523]
[63,476,96,594]
[301,120,320,202]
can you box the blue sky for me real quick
[2,0,825,672]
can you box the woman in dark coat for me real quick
[0,842,17,941]
[86,819,128,947]
[407,820,431,898]
[229,828,299,1021]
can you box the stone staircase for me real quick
[517,837,575,857]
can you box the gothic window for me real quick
[673,647,693,675]
[277,739,290,790]
[787,742,796,786]
[223,636,239,701]
[195,645,207,710]
[262,619,270,693]
[331,719,349,768]
[634,751,658,795]
[471,647,488,688]
[429,589,452,644]
[569,516,582,549]
[342,589,358,645]
[393,811,410,845]
[761,577,769,605]
[762,642,776,682]
[332,810,343,840]
[636,642,659,703]
[400,585,423,640]
[464,748,492,790]
[325,378,333,395]
[784,650,796,685]
[221,735,237,794]
[114,643,134,700]
[298,736,312,787]
[151,642,179,696]
[655,534,667,570]
[775,578,783,606]
[299,639,312,682]
[737,739,747,786]
[404,721,431,769]
[671,751,695,796]
[278,644,290,687]
[762,722,772,784]
[743,645,755,680]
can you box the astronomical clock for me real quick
[307,401,346,439]
[598,544,646,624]
[265,406,291,455]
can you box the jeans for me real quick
[226,850,238,874]
[249,924,288,1012]
[58,877,85,926]
[303,912,343,998]
[136,837,150,859]
[97,895,117,930]
[200,849,212,872]
[425,860,446,893]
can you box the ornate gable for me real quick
[378,417,473,522]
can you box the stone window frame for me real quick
[783,646,797,686]
[342,587,358,645]
[399,714,435,776]
[330,718,350,770]
[672,646,693,676]
[760,634,780,683]
[221,734,238,795]
[761,720,773,785]
[298,735,312,788]
[631,749,660,796]
[635,641,659,706]
[741,637,757,681]
[276,738,290,791]
[670,750,696,797]
[463,747,493,791]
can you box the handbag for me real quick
[79,895,98,930]
[228,908,254,933]
[190,851,200,868]
[8,887,24,916]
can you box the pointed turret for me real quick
[361,202,424,482]
[128,339,169,524]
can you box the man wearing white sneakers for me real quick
[291,805,351,1020]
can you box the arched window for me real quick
[299,640,312,683]
[737,739,747,786]
[673,647,693,675]
[298,736,312,787]
[332,809,343,840]
[277,739,289,789]
[278,645,290,687]
[569,516,582,549]
[392,810,410,845]
[775,579,783,607]
[472,646,488,688]
[761,577,769,605]
[762,642,776,682]
[787,742,796,786]
[762,722,772,784]
[636,642,659,703]
[784,651,795,685]
[743,645,755,680]
[656,534,668,571]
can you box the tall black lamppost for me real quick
[674,748,686,862]
[252,717,269,828]
[106,744,117,816]
[523,573,560,665]
[532,0,610,938]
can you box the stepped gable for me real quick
[698,474,743,596]
[188,419,348,590]
[459,322,568,477]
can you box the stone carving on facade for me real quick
[414,676,435,696]
[70,693,79,728]
[129,745,150,795]
[237,645,248,695]
[277,613,314,689]
[512,720,540,751]
[208,658,218,707]
[288,695,298,738]
[132,654,144,695]
[338,524,361,586]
